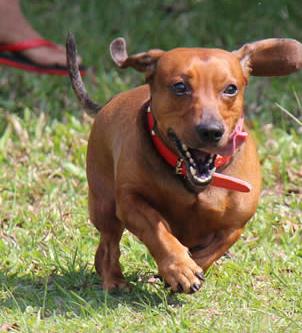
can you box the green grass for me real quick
[0,1,302,332]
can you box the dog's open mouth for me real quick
[168,129,217,188]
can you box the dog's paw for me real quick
[102,277,131,292]
[158,255,205,293]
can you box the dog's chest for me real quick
[156,187,232,244]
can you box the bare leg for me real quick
[0,0,81,66]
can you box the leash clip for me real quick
[175,158,184,175]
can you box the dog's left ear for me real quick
[110,37,164,76]
[233,38,302,77]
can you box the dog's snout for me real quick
[196,122,225,143]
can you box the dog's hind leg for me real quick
[89,190,128,291]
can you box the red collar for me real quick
[147,105,252,192]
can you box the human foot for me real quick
[0,0,82,67]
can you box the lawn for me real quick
[0,1,302,332]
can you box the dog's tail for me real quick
[66,33,101,117]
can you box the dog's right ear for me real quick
[110,38,164,75]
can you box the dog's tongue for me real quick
[218,117,248,156]
[211,172,252,192]
[209,117,251,192]
[231,128,248,154]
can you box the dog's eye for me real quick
[223,84,238,96]
[171,82,190,96]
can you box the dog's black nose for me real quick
[196,123,225,143]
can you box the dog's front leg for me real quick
[116,193,204,293]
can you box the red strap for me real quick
[147,109,186,172]
[211,173,252,192]
[0,39,58,53]
[151,135,180,167]
[0,56,86,76]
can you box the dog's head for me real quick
[111,38,302,190]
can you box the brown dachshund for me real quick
[66,34,302,293]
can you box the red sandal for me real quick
[0,38,86,76]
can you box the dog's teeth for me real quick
[190,166,196,175]
[186,151,191,158]
[192,172,213,185]
[206,154,214,164]
[193,175,206,184]
[189,158,194,164]
[182,143,188,151]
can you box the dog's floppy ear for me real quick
[233,38,302,77]
[110,37,164,75]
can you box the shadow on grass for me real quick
[0,269,183,317]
